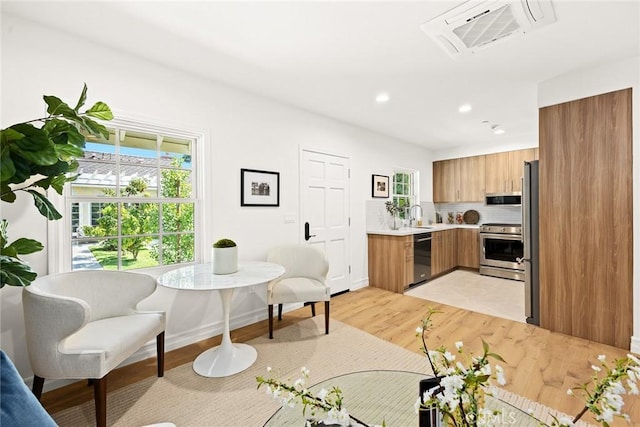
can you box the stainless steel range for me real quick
[479,223,524,281]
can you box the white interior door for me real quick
[300,149,350,295]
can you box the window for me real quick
[68,126,198,271]
[392,170,418,219]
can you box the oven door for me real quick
[480,232,524,271]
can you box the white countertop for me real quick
[366,223,479,236]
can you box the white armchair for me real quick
[266,245,330,339]
[22,270,166,427]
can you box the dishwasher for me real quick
[412,232,432,286]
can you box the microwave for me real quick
[485,192,521,206]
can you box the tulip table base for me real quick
[156,261,285,378]
[193,342,257,377]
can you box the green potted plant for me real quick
[212,238,237,274]
[0,84,113,287]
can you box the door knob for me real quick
[304,222,316,241]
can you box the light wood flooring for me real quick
[42,286,639,425]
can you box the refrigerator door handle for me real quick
[521,174,526,244]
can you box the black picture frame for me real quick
[372,174,389,198]
[240,168,280,207]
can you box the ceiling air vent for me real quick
[420,0,556,58]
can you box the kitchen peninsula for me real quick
[367,224,479,293]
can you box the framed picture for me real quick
[372,174,389,198]
[240,168,280,207]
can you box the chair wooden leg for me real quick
[93,376,107,427]
[156,332,165,377]
[32,376,45,400]
[324,301,330,334]
[278,304,283,321]
[310,302,316,317]
[268,304,274,339]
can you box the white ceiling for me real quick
[3,1,640,150]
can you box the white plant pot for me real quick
[212,246,238,274]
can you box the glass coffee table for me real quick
[264,370,540,426]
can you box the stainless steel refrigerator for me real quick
[522,160,539,325]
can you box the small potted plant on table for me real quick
[212,238,237,274]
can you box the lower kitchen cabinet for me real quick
[456,228,480,269]
[367,234,413,293]
[432,229,457,276]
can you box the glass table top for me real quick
[263,370,541,427]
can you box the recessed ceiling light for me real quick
[375,93,390,104]
[458,104,472,113]
[494,128,505,135]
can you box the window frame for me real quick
[48,116,205,274]
[392,169,419,219]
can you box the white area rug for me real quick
[405,270,526,323]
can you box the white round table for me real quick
[157,261,285,377]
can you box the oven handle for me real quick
[479,232,522,241]
[415,237,432,243]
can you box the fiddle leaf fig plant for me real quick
[0,84,113,288]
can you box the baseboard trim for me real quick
[631,335,640,354]
[350,277,368,290]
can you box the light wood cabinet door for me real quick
[432,230,457,276]
[485,149,536,193]
[434,156,484,202]
[367,234,413,293]
[484,152,510,193]
[433,159,458,202]
[444,229,457,271]
[431,232,444,276]
[508,148,536,192]
[404,238,414,288]
[458,155,485,202]
[456,228,479,269]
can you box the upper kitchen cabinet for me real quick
[485,148,536,194]
[433,155,485,203]
[433,159,457,202]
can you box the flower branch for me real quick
[257,366,374,427]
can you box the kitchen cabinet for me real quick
[539,88,632,348]
[431,229,457,276]
[484,148,536,194]
[367,234,413,293]
[433,155,485,202]
[432,159,457,202]
[456,228,480,269]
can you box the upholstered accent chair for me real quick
[266,245,330,339]
[22,270,166,427]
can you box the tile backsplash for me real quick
[434,203,521,225]
[365,200,521,229]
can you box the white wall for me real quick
[537,56,640,352]
[0,14,434,386]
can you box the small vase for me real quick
[388,213,401,230]
[212,246,238,274]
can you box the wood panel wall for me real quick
[539,88,633,349]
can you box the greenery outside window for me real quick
[392,170,417,219]
[68,127,198,271]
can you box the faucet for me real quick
[408,204,423,226]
